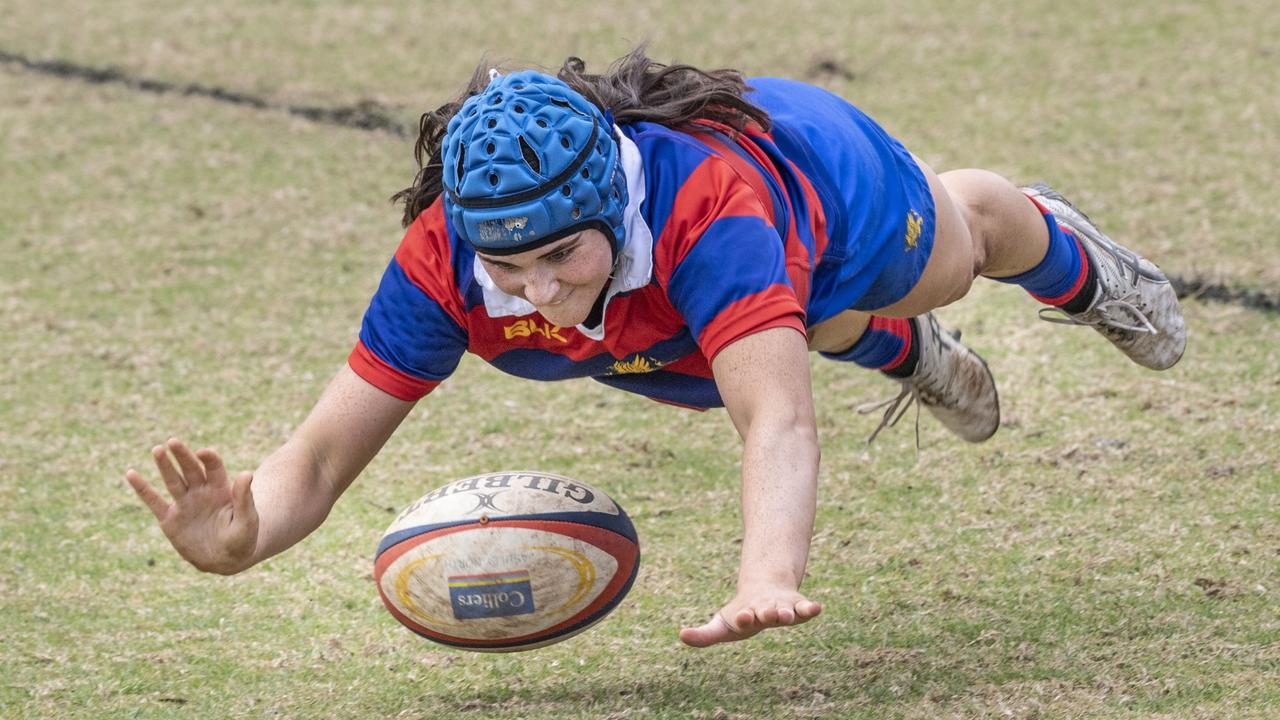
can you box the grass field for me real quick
[2,1,1278,718]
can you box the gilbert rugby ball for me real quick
[374,471,640,652]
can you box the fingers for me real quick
[734,599,821,631]
[679,597,823,648]
[196,447,227,487]
[795,599,823,621]
[151,438,224,496]
[168,438,208,487]
[148,439,235,503]
[775,604,796,625]
[125,469,170,521]
[152,444,188,499]
[751,602,781,626]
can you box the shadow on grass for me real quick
[390,641,1021,718]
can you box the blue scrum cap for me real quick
[442,70,628,256]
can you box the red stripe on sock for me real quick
[1030,233,1090,306]
[870,316,912,370]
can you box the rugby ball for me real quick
[374,471,640,652]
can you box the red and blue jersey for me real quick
[349,78,931,409]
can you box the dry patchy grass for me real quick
[2,1,1279,718]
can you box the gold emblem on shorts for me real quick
[905,210,923,250]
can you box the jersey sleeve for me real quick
[348,206,468,401]
[658,154,807,362]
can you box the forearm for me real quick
[243,366,414,569]
[686,326,822,646]
[737,415,819,589]
[244,438,344,568]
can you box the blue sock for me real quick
[993,198,1091,306]
[820,316,917,377]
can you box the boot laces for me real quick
[1037,235,1159,335]
[857,384,921,450]
[1038,300,1157,335]
[855,321,959,451]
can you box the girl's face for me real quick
[476,229,615,328]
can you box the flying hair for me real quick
[391,45,771,228]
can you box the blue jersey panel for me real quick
[625,122,715,247]
[359,259,468,382]
[667,215,793,343]
[593,370,724,409]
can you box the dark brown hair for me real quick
[391,45,771,227]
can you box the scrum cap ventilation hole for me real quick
[518,136,541,175]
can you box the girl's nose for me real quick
[524,269,561,306]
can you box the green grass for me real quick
[3,1,1279,718]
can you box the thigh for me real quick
[870,156,981,318]
[807,309,870,353]
[807,157,979,349]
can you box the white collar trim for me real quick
[472,124,652,341]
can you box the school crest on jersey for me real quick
[607,355,666,375]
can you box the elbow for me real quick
[786,400,820,446]
[187,556,252,576]
[754,403,820,462]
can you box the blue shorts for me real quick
[749,78,937,320]
[844,158,936,312]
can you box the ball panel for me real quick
[382,471,624,541]
[374,520,638,650]
[376,507,638,558]
[378,526,617,640]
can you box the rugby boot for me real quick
[1023,183,1186,370]
[860,312,1000,445]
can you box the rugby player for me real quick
[127,47,1186,648]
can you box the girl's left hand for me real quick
[679,585,821,648]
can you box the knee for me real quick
[939,169,1019,273]
[943,170,1009,228]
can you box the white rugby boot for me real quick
[1023,183,1186,370]
[860,312,1000,445]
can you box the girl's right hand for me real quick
[125,438,259,575]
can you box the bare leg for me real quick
[807,311,870,353]
[807,156,1183,445]
[873,162,1050,317]
[807,158,1023,443]
[808,159,1047,350]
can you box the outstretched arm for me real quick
[680,326,822,647]
[126,364,414,574]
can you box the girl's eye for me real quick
[546,248,573,263]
